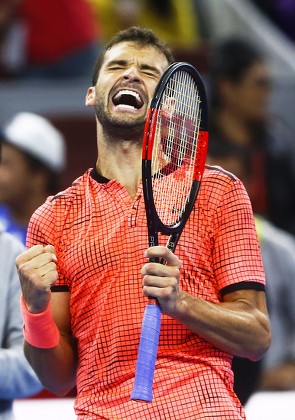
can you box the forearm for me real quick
[171,290,271,360]
[24,336,77,396]
[142,247,271,360]
[16,246,75,395]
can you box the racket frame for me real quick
[131,62,208,402]
[142,62,208,252]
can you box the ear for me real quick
[85,87,96,106]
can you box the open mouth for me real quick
[112,89,144,110]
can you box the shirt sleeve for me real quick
[211,177,266,295]
[26,197,68,290]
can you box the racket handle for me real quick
[131,303,162,402]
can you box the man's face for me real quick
[226,62,271,123]
[0,142,35,206]
[89,42,169,138]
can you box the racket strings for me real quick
[152,70,202,226]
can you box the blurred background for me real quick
[1,0,295,189]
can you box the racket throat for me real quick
[148,234,158,248]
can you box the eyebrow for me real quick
[106,59,128,68]
[106,59,161,76]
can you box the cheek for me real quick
[0,169,21,199]
[248,92,268,118]
[0,162,29,186]
[95,84,109,107]
[0,165,15,183]
[235,89,263,116]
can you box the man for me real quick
[0,133,42,420]
[0,229,43,420]
[0,112,66,243]
[255,216,295,391]
[208,37,295,236]
[16,27,271,419]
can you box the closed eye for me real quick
[140,65,161,78]
[106,60,128,71]
[108,65,126,71]
[142,70,158,78]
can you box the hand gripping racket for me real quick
[131,62,208,402]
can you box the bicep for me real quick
[222,289,269,317]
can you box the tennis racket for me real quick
[131,62,208,402]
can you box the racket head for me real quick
[142,62,209,237]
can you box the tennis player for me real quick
[16,27,271,419]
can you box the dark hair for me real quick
[92,26,175,85]
[208,37,265,110]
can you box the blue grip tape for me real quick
[131,304,162,402]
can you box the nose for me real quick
[122,66,142,83]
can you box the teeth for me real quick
[115,104,137,109]
[114,90,141,101]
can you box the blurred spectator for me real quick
[0,112,66,244]
[0,145,43,418]
[208,147,295,405]
[250,0,295,42]
[0,0,100,79]
[0,0,21,78]
[87,0,201,50]
[255,216,295,392]
[207,36,295,236]
[235,215,295,403]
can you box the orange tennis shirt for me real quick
[26,165,265,419]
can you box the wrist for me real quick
[20,294,60,349]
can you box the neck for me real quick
[96,135,142,198]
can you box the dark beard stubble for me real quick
[95,101,146,144]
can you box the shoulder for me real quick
[28,170,96,242]
[52,169,93,202]
[35,169,93,215]
[199,165,254,238]
[203,164,238,183]
[201,164,246,203]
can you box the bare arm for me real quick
[142,246,271,361]
[16,245,77,396]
